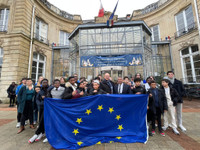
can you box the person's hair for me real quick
[80,77,85,80]
[35,86,41,89]
[41,78,48,84]
[124,76,129,80]
[149,80,156,85]
[68,76,75,81]
[167,71,174,75]
[162,79,170,84]
[53,79,60,84]
[134,78,141,82]
[146,77,151,81]
[135,73,142,78]
[26,78,32,81]
[21,77,27,81]
[94,77,100,81]
[98,74,101,77]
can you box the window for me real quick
[0,8,9,31]
[175,5,195,37]
[31,53,46,83]
[180,45,200,83]
[59,31,69,46]
[151,25,160,41]
[35,18,48,44]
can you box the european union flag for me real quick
[44,94,149,149]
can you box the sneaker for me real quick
[151,130,155,135]
[35,133,44,142]
[160,132,165,137]
[43,138,48,143]
[179,125,186,132]
[28,134,38,143]
[33,121,37,125]
[172,128,180,135]
[16,122,20,128]
[25,120,28,126]
[162,126,168,131]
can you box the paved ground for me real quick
[0,98,200,150]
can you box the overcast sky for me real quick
[48,0,158,20]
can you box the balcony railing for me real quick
[175,22,197,39]
[0,25,7,32]
[34,33,49,45]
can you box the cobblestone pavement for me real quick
[0,98,200,150]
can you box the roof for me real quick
[69,20,152,39]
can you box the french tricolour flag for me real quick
[98,0,104,17]
[107,0,119,27]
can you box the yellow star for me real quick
[118,125,124,131]
[109,141,114,143]
[108,107,114,114]
[116,115,121,120]
[116,137,122,140]
[85,109,92,115]
[97,105,103,111]
[96,141,101,144]
[76,118,83,124]
[77,141,83,146]
[72,129,79,136]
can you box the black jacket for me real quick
[7,85,16,97]
[89,88,107,95]
[170,79,185,103]
[62,87,74,99]
[114,83,131,94]
[36,86,49,108]
[132,85,146,94]
[101,79,115,94]
[148,88,168,114]
[162,86,179,106]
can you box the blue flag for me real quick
[44,94,148,150]
[107,0,119,27]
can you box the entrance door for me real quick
[101,70,122,82]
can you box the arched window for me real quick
[31,52,46,83]
[180,45,200,83]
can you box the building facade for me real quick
[0,0,82,102]
[0,0,200,102]
[131,0,200,84]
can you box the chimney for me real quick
[126,14,131,20]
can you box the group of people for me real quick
[11,70,186,144]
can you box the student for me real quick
[17,78,35,134]
[89,80,107,95]
[161,79,180,135]
[165,71,186,132]
[48,79,65,99]
[35,76,44,87]
[60,77,66,88]
[15,78,26,128]
[132,78,146,94]
[28,79,49,143]
[148,80,168,136]
[62,77,77,99]
[33,86,41,125]
[72,81,86,99]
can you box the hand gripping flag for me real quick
[107,0,119,27]
[44,94,149,149]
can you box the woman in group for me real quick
[60,77,66,88]
[17,78,35,134]
[35,76,44,87]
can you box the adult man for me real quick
[115,77,131,94]
[101,73,115,94]
[166,71,186,132]
[7,82,17,107]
